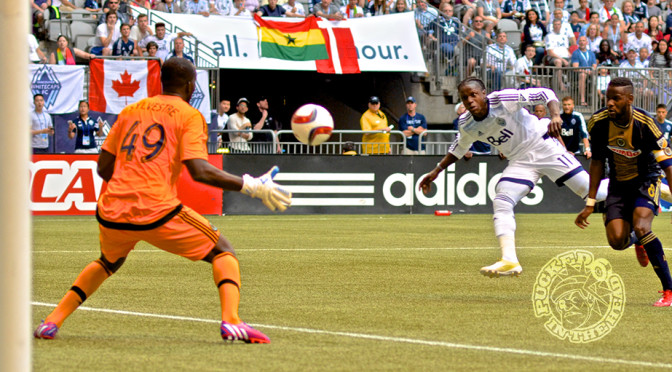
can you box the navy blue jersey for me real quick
[560,111,588,153]
[588,107,672,183]
[73,116,99,150]
[654,117,672,141]
[112,38,135,56]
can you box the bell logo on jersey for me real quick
[607,146,642,158]
[487,128,514,146]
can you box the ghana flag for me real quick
[255,14,329,61]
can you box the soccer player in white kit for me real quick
[419,77,609,277]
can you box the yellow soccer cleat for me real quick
[480,259,522,278]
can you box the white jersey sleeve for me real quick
[448,125,476,159]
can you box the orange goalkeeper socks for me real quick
[212,252,242,324]
[45,260,110,328]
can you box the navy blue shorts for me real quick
[604,178,661,225]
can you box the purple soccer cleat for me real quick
[220,321,270,344]
[34,321,59,339]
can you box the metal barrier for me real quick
[210,129,410,155]
[418,129,459,155]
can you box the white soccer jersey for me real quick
[450,88,558,160]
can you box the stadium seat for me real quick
[45,16,71,42]
[498,19,518,31]
[86,36,97,52]
[73,0,86,7]
[71,21,96,50]
[505,30,522,53]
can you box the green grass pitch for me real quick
[32,214,672,371]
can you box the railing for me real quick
[210,129,410,155]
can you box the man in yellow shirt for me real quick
[360,96,392,154]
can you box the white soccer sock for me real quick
[499,235,518,263]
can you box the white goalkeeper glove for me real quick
[241,166,292,212]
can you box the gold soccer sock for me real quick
[45,260,111,328]
[212,253,242,324]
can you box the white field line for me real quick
[31,302,672,369]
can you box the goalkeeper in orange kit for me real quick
[34,58,291,343]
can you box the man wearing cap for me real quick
[399,96,428,155]
[226,98,253,153]
[248,96,282,154]
[360,96,392,155]
[619,46,645,81]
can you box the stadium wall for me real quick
[30,154,592,215]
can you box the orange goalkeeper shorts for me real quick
[98,205,221,262]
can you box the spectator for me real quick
[391,0,409,13]
[455,0,476,26]
[99,0,132,26]
[53,0,78,11]
[544,18,571,92]
[559,96,590,157]
[156,0,182,12]
[475,0,500,35]
[646,15,664,41]
[213,99,231,147]
[463,15,489,75]
[91,11,121,56]
[366,0,390,16]
[515,44,540,88]
[68,101,104,154]
[360,96,391,155]
[622,0,639,27]
[596,38,622,65]
[436,3,460,60]
[244,0,259,13]
[211,0,233,15]
[598,0,622,24]
[166,37,194,63]
[282,0,306,17]
[183,0,210,15]
[31,94,53,154]
[585,23,602,52]
[533,104,547,119]
[29,33,48,64]
[31,0,50,35]
[580,11,600,36]
[248,97,282,154]
[341,0,364,18]
[139,23,192,62]
[548,7,576,45]
[415,0,437,39]
[398,96,428,155]
[84,0,102,13]
[485,30,517,91]
[664,7,672,36]
[49,35,92,64]
[227,98,253,153]
[654,103,672,140]
[314,0,344,19]
[501,0,525,25]
[146,41,163,64]
[522,9,548,65]
[571,35,597,106]
[131,14,153,55]
[576,0,591,21]
[569,11,583,33]
[528,0,550,26]
[649,38,672,67]
[619,46,645,84]
[342,141,358,155]
[228,0,252,15]
[625,21,653,54]
[549,0,570,23]
[639,46,650,66]
[112,23,137,56]
[633,0,648,20]
[595,64,611,105]
[602,14,625,52]
[646,0,661,21]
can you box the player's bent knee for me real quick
[201,235,236,263]
[97,254,126,274]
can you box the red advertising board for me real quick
[30,154,223,216]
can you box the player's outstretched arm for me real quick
[184,160,292,212]
[419,153,458,195]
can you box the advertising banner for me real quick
[30,155,223,216]
[147,10,427,72]
[221,155,587,214]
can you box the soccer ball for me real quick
[291,104,334,146]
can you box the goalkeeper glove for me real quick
[241,166,292,212]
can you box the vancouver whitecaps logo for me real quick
[189,79,205,110]
[31,65,62,110]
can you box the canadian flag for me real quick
[315,20,360,74]
[89,59,161,114]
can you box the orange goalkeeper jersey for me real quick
[98,95,209,225]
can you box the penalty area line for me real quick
[31,302,672,369]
